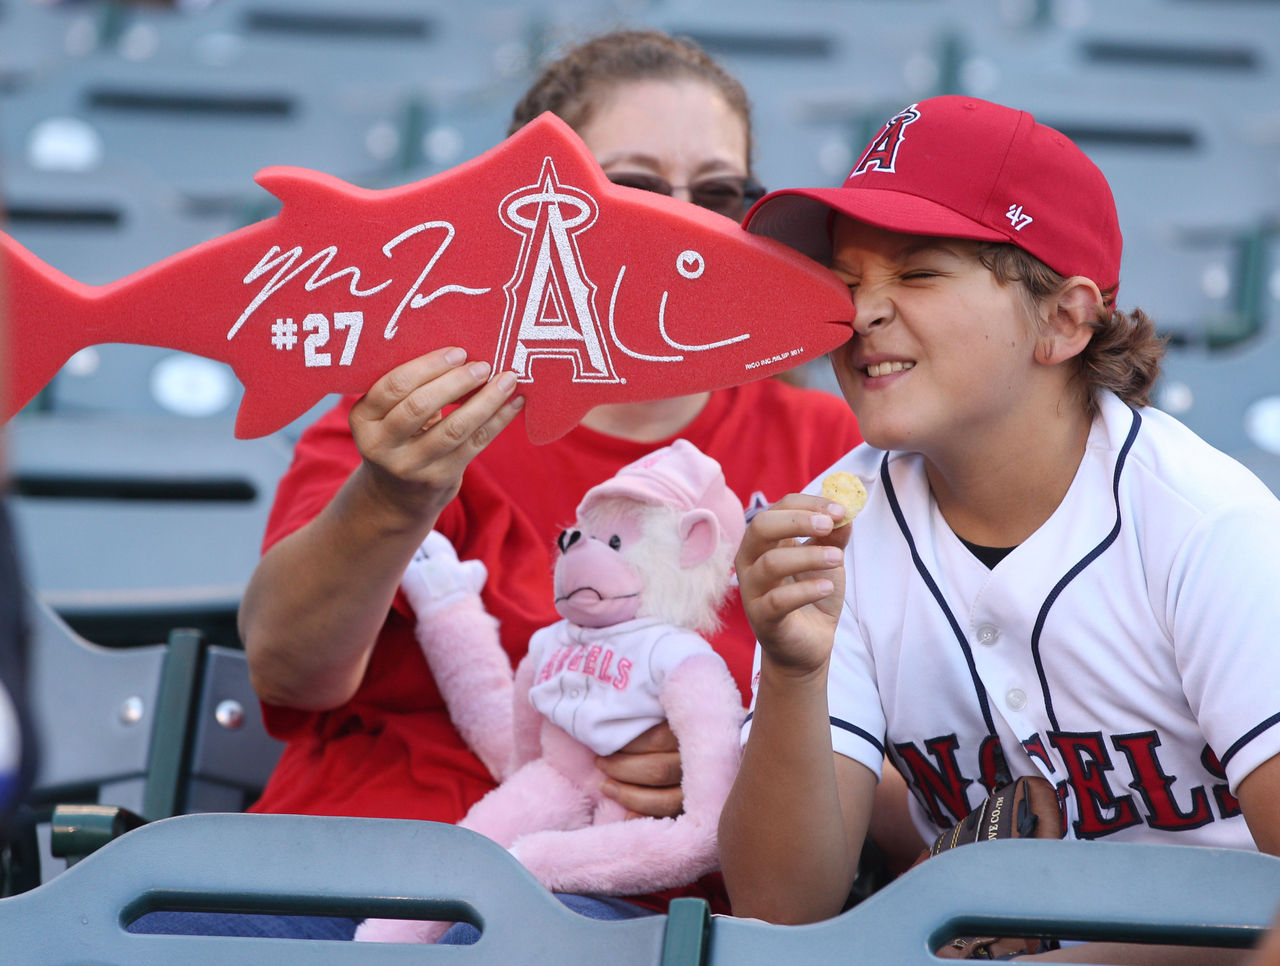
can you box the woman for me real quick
[236,29,862,937]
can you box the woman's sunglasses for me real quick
[606,173,767,221]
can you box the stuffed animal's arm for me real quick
[403,532,514,781]
[509,651,543,775]
[401,531,488,610]
[508,651,746,895]
[657,651,746,823]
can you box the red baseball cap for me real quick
[744,96,1122,298]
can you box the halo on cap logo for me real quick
[851,103,921,177]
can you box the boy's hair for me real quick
[508,29,755,172]
[980,244,1165,416]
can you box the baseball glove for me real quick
[919,775,1064,960]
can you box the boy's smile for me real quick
[862,359,916,379]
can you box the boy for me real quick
[719,96,1280,951]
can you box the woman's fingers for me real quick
[595,722,684,819]
[359,347,470,422]
[353,351,523,471]
[359,349,505,444]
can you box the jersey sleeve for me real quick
[804,450,887,774]
[738,602,887,778]
[825,599,887,778]
[1168,496,1280,793]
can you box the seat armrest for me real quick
[50,803,147,866]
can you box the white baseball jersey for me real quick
[529,617,714,756]
[744,390,1280,849]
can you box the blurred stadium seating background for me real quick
[1,0,1278,646]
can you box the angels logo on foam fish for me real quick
[1,113,854,444]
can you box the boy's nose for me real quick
[851,288,893,335]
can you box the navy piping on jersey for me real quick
[830,717,886,755]
[1221,710,1280,771]
[1032,406,1142,732]
[740,710,886,756]
[880,453,1001,745]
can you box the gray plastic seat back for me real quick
[0,812,672,966]
[706,839,1280,964]
[8,415,292,646]
[184,644,284,813]
[26,589,167,813]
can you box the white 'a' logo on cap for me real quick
[851,104,922,177]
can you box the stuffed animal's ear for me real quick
[678,509,720,569]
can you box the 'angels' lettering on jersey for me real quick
[535,642,633,690]
[528,617,712,756]
[889,730,1240,840]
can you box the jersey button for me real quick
[976,624,1000,646]
[1006,688,1027,711]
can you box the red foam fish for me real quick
[1,112,853,443]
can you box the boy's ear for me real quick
[1035,276,1102,366]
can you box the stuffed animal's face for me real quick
[553,505,645,628]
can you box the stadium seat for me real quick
[1,61,395,204]
[0,0,106,93]
[10,588,170,891]
[94,0,509,98]
[181,641,283,815]
[11,585,282,889]
[0,0,534,206]
[1150,222,1280,489]
[703,839,1280,964]
[0,812,676,966]
[24,587,173,821]
[1,811,1276,965]
[7,414,292,647]
[1159,337,1280,493]
[1,163,246,287]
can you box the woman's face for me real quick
[574,78,754,221]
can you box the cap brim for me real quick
[744,187,1010,265]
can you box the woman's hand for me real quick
[597,721,683,819]
[350,346,524,526]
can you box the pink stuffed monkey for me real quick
[357,439,747,944]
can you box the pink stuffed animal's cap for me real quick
[576,439,746,548]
